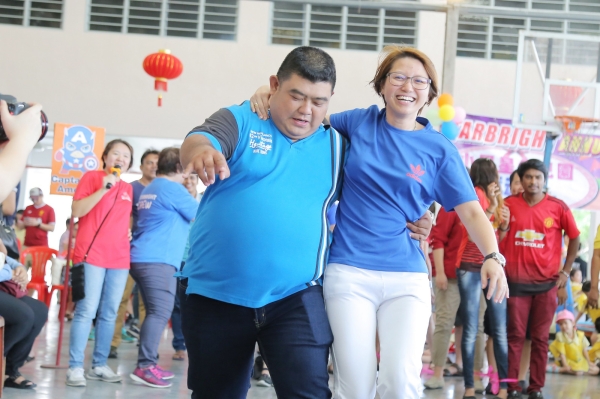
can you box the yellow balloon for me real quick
[439,104,455,122]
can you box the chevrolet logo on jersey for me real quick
[515,230,545,248]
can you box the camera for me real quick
[0,93,48,143]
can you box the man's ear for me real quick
[269,75,279,95]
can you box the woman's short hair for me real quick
[157,147,183,176]
[102,139,134,170]
[370,45,439,114]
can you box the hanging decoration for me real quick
[424,93,467,141]
[143,49,183,106]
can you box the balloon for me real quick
[439,104,455,122]
[453,106,467,124]
[441,121,459,140]
[438,93,454,107]
[425,108,442,126]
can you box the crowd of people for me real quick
[0,43,599,399]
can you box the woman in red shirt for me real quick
[66,139,134,388]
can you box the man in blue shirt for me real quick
[180,47,430,399]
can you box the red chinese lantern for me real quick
[143,49,183,106]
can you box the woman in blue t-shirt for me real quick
[129,147,198,389]
[251,46,508,399]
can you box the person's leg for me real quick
[110,274,135,350]
[91,267,129,368]
[0,291,34,354]
[506,295,532,393]
[377,272,431,399]
[473,291,487,388]
[69,263,107,369]
[5,296,48,377]
[171,279,186,354]
[527,286,558,394]
[429,279,461,382]
[324,263,379,399]
[484,285,508,397]
[457,269,482,395]
[455,325,463,368]
[258,285,332,399]
[518,339,532,382]
[138,288,146,326]
[130,263,176,368]
[182,293,256,399]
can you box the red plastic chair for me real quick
[20,246,58,305]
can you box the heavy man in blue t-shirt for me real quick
[180,47,430,399]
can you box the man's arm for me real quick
[557,235,580,288]
[588,247,600,308]
[38,222,55,232]
[181,134,230,186]
[2,190,16,215]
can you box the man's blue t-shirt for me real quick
[182,101,346,308]
[130,178,198,269]
[130,180,146,233]
[329,106,477,273]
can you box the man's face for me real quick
[268,73,333,141]
[184,174,199,197]
[521,169,545,195]
[31,195,43,206]
[510,174,524,196]
[140,154,158,180]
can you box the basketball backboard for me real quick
[513,30,600,135]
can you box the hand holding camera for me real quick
[0,99,45,148]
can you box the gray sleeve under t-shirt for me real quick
[188,108,239,160]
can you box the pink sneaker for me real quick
[130,366,172,388]
[154,365,174,380]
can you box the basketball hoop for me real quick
[554,115,600,156]
[555,116,600,134]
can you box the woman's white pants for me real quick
[324,263,431,399]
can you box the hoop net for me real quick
[554,115,600,156]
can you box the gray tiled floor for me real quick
[3,302,600,398]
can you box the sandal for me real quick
[172,350,186,361]
[443,363,463,377]
[4,374,37,389]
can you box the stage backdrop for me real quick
[455,115,600,211]
[51,123,105,196]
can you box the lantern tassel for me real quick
[155,78,168,91]
[158,94,163,107]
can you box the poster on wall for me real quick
[456,115,600,211]
[51,123,105,196]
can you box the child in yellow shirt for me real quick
[589,319,600,365]
[548,310,599,375]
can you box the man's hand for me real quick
[557,287,568,305]
[587,287,599,308]
[183,145,230,186]
[407,210,433,241]
[556,271,569,288]
[499,205,510,230]
[481,258,509,302]
[435,273,448,291]
[0,100,42,147]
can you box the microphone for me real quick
[106,165,121,189]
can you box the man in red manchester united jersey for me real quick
[500,159,580,399]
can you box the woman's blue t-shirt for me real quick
[329,105,477,273]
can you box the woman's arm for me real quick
[2,190,16,215]
[72,187,108,218]
[454,200,508,302]
[250,84,330,124]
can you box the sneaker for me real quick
[121,328,135,343]
[130,366,172,388]
[127,325,140,339]
[508,391,522,399]
[108,346,118,359]
[66,367,86,387]
[528,393,543,399]
[154,365,174,380]
[257,374,273,387]
[86,365,122,383]
[424,376,444,389]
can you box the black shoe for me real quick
[108,346,118,359]
[252,355,263,380]
[508,391,522,399]
[528,392,543,399]
[519,380,528,392]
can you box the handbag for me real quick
[71,186,120,302]
[0,279,27,299]
[0,205,20,260]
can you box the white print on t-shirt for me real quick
[515,229,545,248]
[121,192,132,202]
[137,193,157,210]
[249,130,273,155]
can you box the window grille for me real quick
[0,0,25,26]
[0,0,62,28]
[457,14,489,58]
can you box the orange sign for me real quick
[51,123,105,196]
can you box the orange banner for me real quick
[51,123,105,196]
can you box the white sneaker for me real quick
[66,367,87,387]
[424,376,445,389]
[86,365,122,383]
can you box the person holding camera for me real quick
[0,99,44,203]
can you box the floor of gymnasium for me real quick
[3,303,599,399]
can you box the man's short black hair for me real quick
[141,148,159,165]
[517,159,548,182]
[570,268,581,278]
[509,170,519,185]
[277,46,336,90]
[66,218,71,227]
[16,209,24,215]
[582,280,591,293]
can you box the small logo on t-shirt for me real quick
[407,164,426,183]
[544,217,554,228]
[39,210,44,216]
[515,229,545,248]
[249,130,273,155]
[121,192,132,202]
